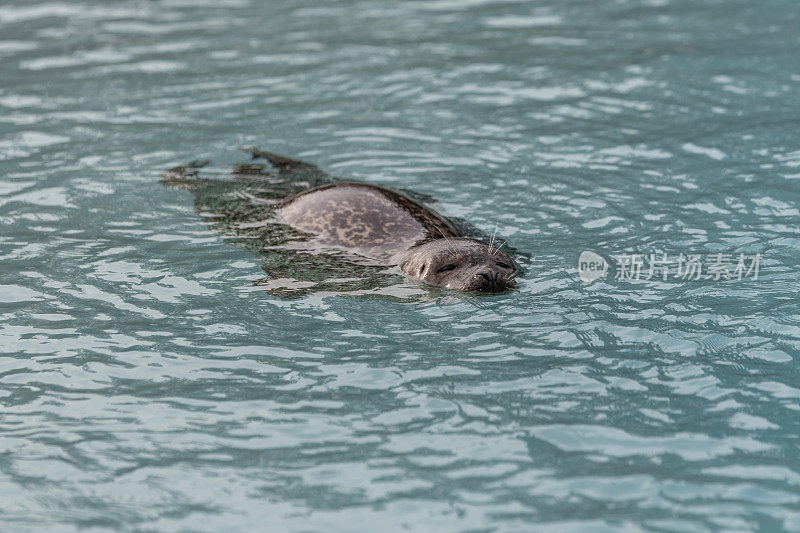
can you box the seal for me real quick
[162,148,518,294]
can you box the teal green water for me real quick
[2,0,800,531]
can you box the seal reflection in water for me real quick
[162,148,517,295]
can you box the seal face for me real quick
[163,148,518,295]
[398,238,516,294]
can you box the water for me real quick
[2,0,799,530]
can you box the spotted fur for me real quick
[278,182,458,263]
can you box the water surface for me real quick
[2,0,800,530]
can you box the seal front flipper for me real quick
[242,147,318,172]
[241,147,332,189]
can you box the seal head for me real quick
[399,238,516,293]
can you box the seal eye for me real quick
[419,264,426,276]
[496,261,512,269]
[437,264,457,274]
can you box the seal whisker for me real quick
[434,225,457,255]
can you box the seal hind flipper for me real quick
[159,160,213,190]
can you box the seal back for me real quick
[278,182,457,263]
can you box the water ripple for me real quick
[2,0,800,530]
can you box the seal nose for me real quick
[475,268,504,294]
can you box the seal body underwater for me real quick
[163,148,518,294]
